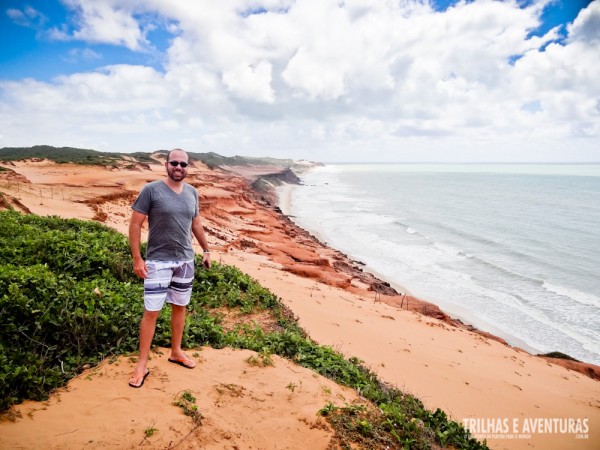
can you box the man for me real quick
[128,148,211,388]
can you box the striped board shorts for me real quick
[144,260,195,311]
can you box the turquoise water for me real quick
[284,164,600,365]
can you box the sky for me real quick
[0,0,598,163]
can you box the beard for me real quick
[167,166,187,181]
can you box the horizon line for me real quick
[320,161,600,165]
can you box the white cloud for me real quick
[6,6,47,29]
[222,61,275,103]
[0,65,172,150]
[49,0,147,50]
[63,48,103,63]
[509,1,600,139]
[568,0,600,43]
[1,0,599,161]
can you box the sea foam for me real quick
[286,163,600,365]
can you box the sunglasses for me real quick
[168,160,189,168]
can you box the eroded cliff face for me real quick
[187,167,465,323]
[187,170,356,290]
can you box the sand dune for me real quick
[0,348,355,449]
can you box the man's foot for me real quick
[168,354,196,369]
[128,369,150,388]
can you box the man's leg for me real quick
[166,261,196,368]
[129,309,160,386]
[129,261,172,386]
[168,304,196,368]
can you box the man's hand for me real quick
[192,215,211,269]
[202,252,211,269]
[133,258,148,279]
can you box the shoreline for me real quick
[278,182,544,357]
[278,183,410,298]
[277,171,596,366]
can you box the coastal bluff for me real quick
[1,147,599,449]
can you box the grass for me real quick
[144,426,158,437]
[246,351,274,367]
[173,390,203,426]
[0,211,488,449]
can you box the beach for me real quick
[0,156,599,449]
[286,164,600,366]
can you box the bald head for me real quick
[167,148,188,161]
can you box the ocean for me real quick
[280,164,600,365]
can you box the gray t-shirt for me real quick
[132,180,199,261]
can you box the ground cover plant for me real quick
[0,145,154,165]
[0,145,299,170]
[173,390,203,426]
[0,211,487,449]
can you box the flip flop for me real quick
[168,357,196,369]
[128,369,150,388]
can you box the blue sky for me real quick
[0,0,598,162]
[0,1,169,81]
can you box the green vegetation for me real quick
[246,350,274,367]
[183,151,297,169]
[144,426,158,437]
[320,401,481,449]
[0,145,154,166]
[0,145,310,171]
[0,211,141,409]
[173,390,203,425]
[539,351,580,362]
[0,211,487,449]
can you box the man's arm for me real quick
[129,210,149,278]
[191,215,211,268]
